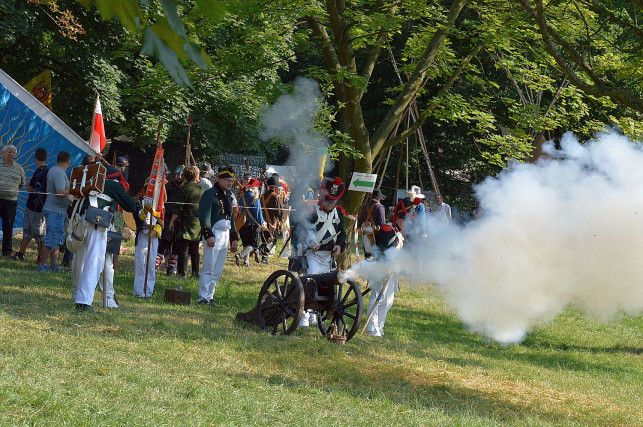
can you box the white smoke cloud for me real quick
[350,130,643,344]
[261,77,332,248]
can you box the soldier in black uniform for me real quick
[295,177,347,327]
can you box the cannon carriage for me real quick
[247,269,364,342]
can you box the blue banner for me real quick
[0,69,95,241]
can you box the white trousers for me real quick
[133,230,159,297]
[198,229,229,301]
[74,223,108,306]
[305,250,332,275]
[300,250,332,326]
[97,254,116,307]
[366,275,398,337]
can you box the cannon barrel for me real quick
[301,270,347,289]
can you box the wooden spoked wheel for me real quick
[257,270,305,335]
[316,279,363,342]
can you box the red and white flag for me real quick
[89,94,106,152]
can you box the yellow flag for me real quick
[23,70,52,111]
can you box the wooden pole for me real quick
[143,121,163,296]
[102,257,107,308]
[360,273,393,334]
[185,115,193,166]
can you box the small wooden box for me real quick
[69,164,106,197]
[164,288,191,305]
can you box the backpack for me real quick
[27,166,49,213]
[66,198,87,253]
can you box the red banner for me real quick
[144,147,165,221]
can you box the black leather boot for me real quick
[191,253,200,278]
[177,253,188,278]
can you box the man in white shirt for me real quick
[432,194,452,224]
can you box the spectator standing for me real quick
[0,144,26,257]
[13,147,48,262]
[432,194,452,225]
[199,162,214,191]
[38,151,73,272]
[169,166,204,278]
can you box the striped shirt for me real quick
[0,159,26,201]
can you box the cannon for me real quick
[237,270,364,342]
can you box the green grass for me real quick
[0,235,641,426]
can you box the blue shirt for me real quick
[241,190,264,225]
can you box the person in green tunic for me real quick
[169,166,204,278]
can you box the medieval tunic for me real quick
[198,182,238,302]
[366,223,404,337]
[73,180,137,307]
[174,181,204,241]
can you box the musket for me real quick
[308,231,341,253]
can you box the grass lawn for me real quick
[0,235,641,426]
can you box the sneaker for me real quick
[208,299,217,306]
[12,252,24,261]
[75,303,94,312]
[49,265,61,273]
[197,298,210,305]
[234,253,241,266]
[243,261,250,268]
[261,256,269,264]
[37,264,49,272]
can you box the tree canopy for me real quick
[1,0,641,212]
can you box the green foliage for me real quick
[75,0,222,87]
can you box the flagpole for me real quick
[89,93,99,152]
[144,121,163,296]
[185,115,193,166]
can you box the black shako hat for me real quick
[217,165,235,179]
[321,177,345,202]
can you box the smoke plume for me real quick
[350,130,643,344]
[261,77,331,248]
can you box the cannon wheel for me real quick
[257,270,305,335]
[316,279,363,342]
